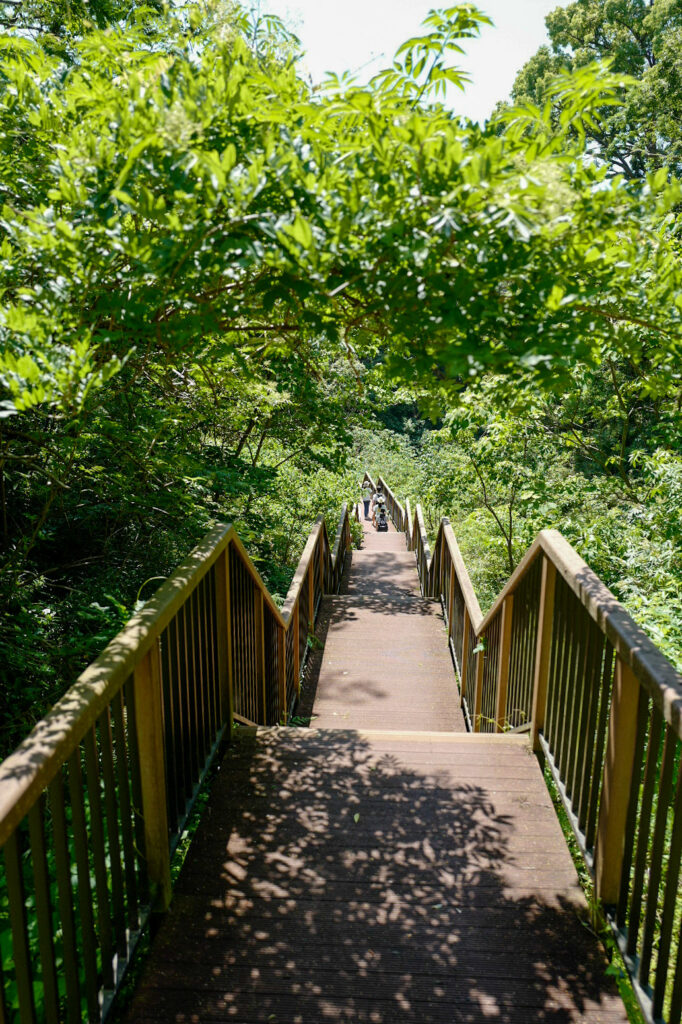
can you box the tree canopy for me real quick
[1,0,681,426]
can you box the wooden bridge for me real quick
[0,475,681,1024]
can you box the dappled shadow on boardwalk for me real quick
[125,729,626,1024]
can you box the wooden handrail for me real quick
[442,523,483,630]
[404,496,413,550]
[474,529,682,737]
[279,518,324,622]
[0,522,234,848]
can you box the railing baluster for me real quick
[278,625,287,723]
[460,607,471,701]
[193,583,207,765]
[110,690,139,930]
[178,604,195,792]
[472,643,484,733]
[639,724,676,988]
[627,707,662,957]
[563,608,588,799]
[124,676,149,905]
[495,595,514,731]
[83,725,115,989]
[0,957,8,1024]
[215,544,234,728]
[668,916,682,1024]
[4,830,36,1024]
[27,798,60,1022]
[654,759,682,1019]
[574,626,605,833]
[67,749,100,1019]
[254,584,266,723]
[49,768,82,1023]
[98,707,127,956]
[293,601,301,695]
[308,562,315,636]
[160,626,179,834]
[584,642,614,852]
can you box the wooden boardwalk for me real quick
[310,518,467,731]
[123,517,628,1024]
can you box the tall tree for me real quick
[507,0,682,178]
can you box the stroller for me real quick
[375,496,389,532]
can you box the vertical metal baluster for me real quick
[494,596,514,732]
[124,675,149,904]
[627,708,662,955]
[4,829,37,1024]
[67,751,100,1019]
[0,955,9,1024]
[651,737,682,1020]
[160,626,179,834]
[585,642,614,851]
[573,622,603,826]
[638,724,676,988]
[204,571,218,742]
[98,708,127,958]
[84,726,115,988]
[110,690,139,929]
[215,545,234,730]
[49,769,82,1023]
[27,798,60,1021]
[530,556,556,755]
[192,584,207,765]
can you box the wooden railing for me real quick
[0,504,352,1024]
[378,474,682,1024]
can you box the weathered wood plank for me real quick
[123,729,627,1024]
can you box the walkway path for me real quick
[122,514,628,1024]
[311,517,467,731]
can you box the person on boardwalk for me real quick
[361,479,372,519]
[371,487,385,528]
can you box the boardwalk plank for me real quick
[124,728,627,1024]
[310,521,467,733]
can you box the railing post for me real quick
[308,559,315,630]
[460,607,471,702]
[473,640,485,732]
[593,656,640,906]
[447,564,455,642]
[214,544,234,730]
[293,601,301,694]
[319,532,326,594]
[495,595,514,732]
[277,625,287,724]
[439,529,446,600]
[134,642,172,914]
[530,556,557,753]
[254,585,266,723]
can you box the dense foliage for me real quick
[1,0,681,755]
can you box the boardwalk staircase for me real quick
[0,476,681,1024]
